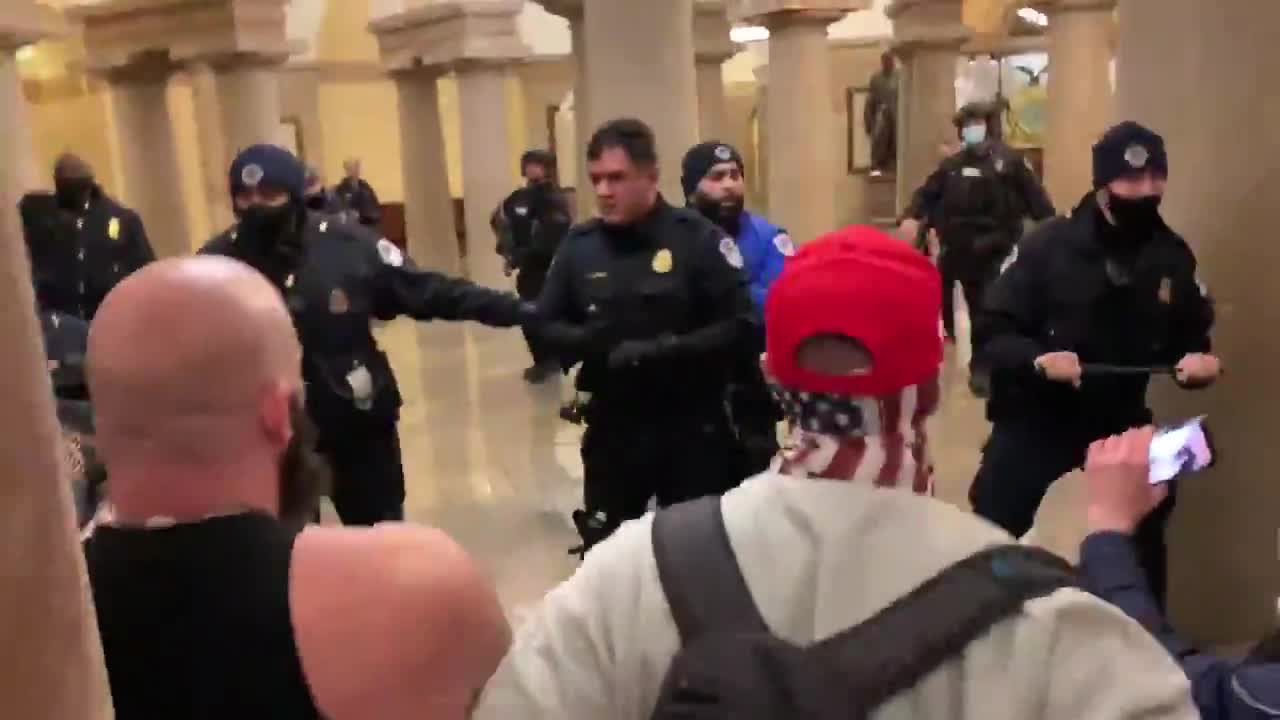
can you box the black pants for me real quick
[581,404,740,546]
[728,361,781,479]
[940,248,1003,371]
[316,421,406,526]
[516,265,554,366]
[969,420,1175,607]
[941,261,957,340]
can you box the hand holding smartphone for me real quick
[1148,416,1215,485]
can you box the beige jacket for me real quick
[475,474,1198,720]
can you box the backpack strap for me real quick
[652,496,770,644]
[815,544,1077,710]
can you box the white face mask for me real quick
[961,124,988,147]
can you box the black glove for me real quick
[607,335,678,369]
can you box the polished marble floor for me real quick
[360,299,1091,620]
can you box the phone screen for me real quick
[1149,416,1214,485]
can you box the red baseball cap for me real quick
[764,225,943,397]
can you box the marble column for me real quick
[568,15,593,219]
[759,10,844,245]
[0,137,113,720]
[0,46,40,201]
[888,0,969,214]
[457,62,517,286]
[694,1,736,142]
[210,54,285,158]
[583,0,699,202]
[189,64,234,230]
[106,60,191,258]
[1044,0,1115,209]
[1115,0,1280,648]
[393,68,459,273]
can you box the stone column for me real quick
[105,59,191,258]
[0,45,40,201]
[1115,0,1280,648]
[393,68,459,272]
[583,0,699,202]
[457,62,518,285]
[568,14,593,219]
[694,0,736,142]
[209,54,286,158]
[739,2,865,246]
[189,64,234,230]
[887,0,969,214]
[1043,0,1115,209]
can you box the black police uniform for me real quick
[538,197,755,550]
[19,187,155,321]
[905,141,1054,374]
[201,213,529,525]
[492,183,572,368]
[40,309,103,527]
[969,191,1213,605]
[334,177,382,227]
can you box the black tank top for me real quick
[84,512,320,719]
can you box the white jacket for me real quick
[475,474,1198,720]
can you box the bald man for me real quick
[19,153,154,320]
[82,257,510,720]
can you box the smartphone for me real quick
[1149,416,1216,485]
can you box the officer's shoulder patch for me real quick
[773,232,796,257]
[376,238,405,267]
[719,236,744,269]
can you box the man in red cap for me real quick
[473,226,1196,720]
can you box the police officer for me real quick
[335,157,382,227]
[492,150,573,383]
[303,167,348,219]
[19,154,155,321]
[39,308,103,528]
[538,119,755,553]
[201,145,536,525]
[898,100,1055,395]
[968,121,1221,606]
[681,140,790,476]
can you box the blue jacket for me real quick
[1081,532,1280,719]
[734,212,792,314]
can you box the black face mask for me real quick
[1107,194,1163,235]
[694,194,745,236]
[238,203,299,254]
[304,193,328,211]
[54,177,94,211]
[277,396,331,529]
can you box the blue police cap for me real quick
[1093,121,1168,188]
[229,144,306,201]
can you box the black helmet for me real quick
[520,149,557,177]
[953,100,998,128]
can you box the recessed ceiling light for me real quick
[1016,7,1049,27]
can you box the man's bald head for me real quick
[88,256,301,467]
[54,153,93,182]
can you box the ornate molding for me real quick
[694,1,738,63]
[887,0,970,53]
[368,0,529,74]
[0,1,68,54]
[535,0,583,23]
[731,0,869,24]
[66,0,292,76]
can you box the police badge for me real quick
[652,248,673,274]
[241,163,265,187]
[714,145,733,161]
[1124,144,1150,170]
[107,217,121,241]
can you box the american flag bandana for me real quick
[768,374,941,495]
